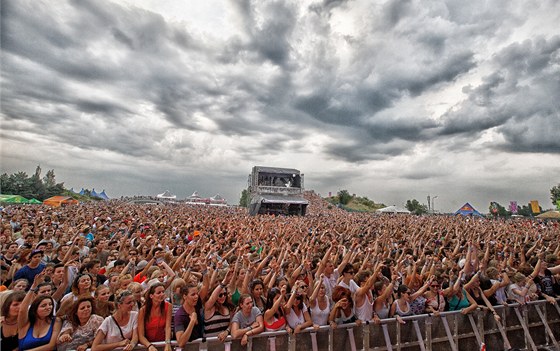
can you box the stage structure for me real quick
[248,166,308,216]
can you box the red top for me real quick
[145,302,169,341]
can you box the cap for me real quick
[29,249,44,258]
[136,260,148,270]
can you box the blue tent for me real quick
[91,189,99,197]
[99,190,110,200]
[79,188,85,195]
[454,203,483,217]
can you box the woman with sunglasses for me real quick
[138,283,173,351]
[424,279,445,316]
[92,290,138,351]
[329,286,359,327]
[284,280,314,333]
[204,280,234,339]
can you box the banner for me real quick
[509,201,518,214]
[530,200,540,214]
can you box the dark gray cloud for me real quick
[1,0,559,211]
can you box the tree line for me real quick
[0,166,65,201]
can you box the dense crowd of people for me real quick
[0,191,559,351]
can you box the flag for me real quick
[509,201,518,214]
[530,200,540,214]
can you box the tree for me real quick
[406,199,428,215]
[239,189,250,207]
[489,202,508,217]
[551,184,560,207]
[337,190,352,205]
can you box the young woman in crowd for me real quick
[1,291,25,351]
[57,295,104,351]
[231,293,264,346]
[138,283,173,351]
[18,273,63,351]
[94,285,115,318]
[308,275,331,326]
[174,284,204,347]
[373,277,396,319]
[92,290,138,351]
[329,286,360,327]
[284,280,315,333]
[263,286,292,333]
[204,280,234,338]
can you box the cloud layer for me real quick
[1,0,559,212]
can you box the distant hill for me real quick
[324,194,386,212]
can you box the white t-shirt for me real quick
[97,311,138,344]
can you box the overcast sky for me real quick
[1,0,559,212]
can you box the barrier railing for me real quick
[97,299,560,351]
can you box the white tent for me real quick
[156,190,177,199]
[376,205,411,214]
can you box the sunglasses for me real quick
[346,271,355,274]
[299,285,308,289]
[218,292,228,298]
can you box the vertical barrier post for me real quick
[412,320,426,351]
[441,315,458,351]
[362,322,370,351]
[346,327,357,351]
[534,304,559,350]
[381,324,394,351]
[513,307,537,351]
[425,316,432,351]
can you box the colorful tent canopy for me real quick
[0,194,30,203]
[98,190,110,200]
[43,196,79,207]
[536,210,560,219]
[454,203,483,217]
[28,198,43,204]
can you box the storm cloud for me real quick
[1,0,559,212]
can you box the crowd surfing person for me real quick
[0,195,559,347]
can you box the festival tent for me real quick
[536,210,560,219]
[91,189,99,198]
[28,198,43,204]
[0,194,30,203]
[376,205,411,214]
[98,190,110,200]
[79,188,85,195]
[454,203,483,217]
[43,196,79,207]
[157,190,177,199]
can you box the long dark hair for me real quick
[28,295,55,326]
[265,287,284,318]
[144,283,166,324]
[70,296,96,328]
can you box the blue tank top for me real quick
[19,318,55,350]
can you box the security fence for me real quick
[125,299,560,351]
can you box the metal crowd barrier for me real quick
[98,298,560,351]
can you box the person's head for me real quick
[181,284,199,307]
[127,282,143,301]
[10,278,29,291]
[342,264,356,279]
[115,289,135,312]
[485,267,499,280]
[354,270,371,286]
[429,280,441,292]
[265,287,283,313]
[512,272,526,285]
[28,295,55,325]
[397,284,412,300]
[28,250,43,267]
[250,279,264,297]
[1,290,25,318]
[143,283,166,322]
[332,286,352,309]
[6,242,18,253]
[118,274,132,290]
[95,285,112,302]
[36,282,54,296]
[238,293,253,313]
[170,278,186,296]
[72,273,93,295]
[70,295,95,327]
